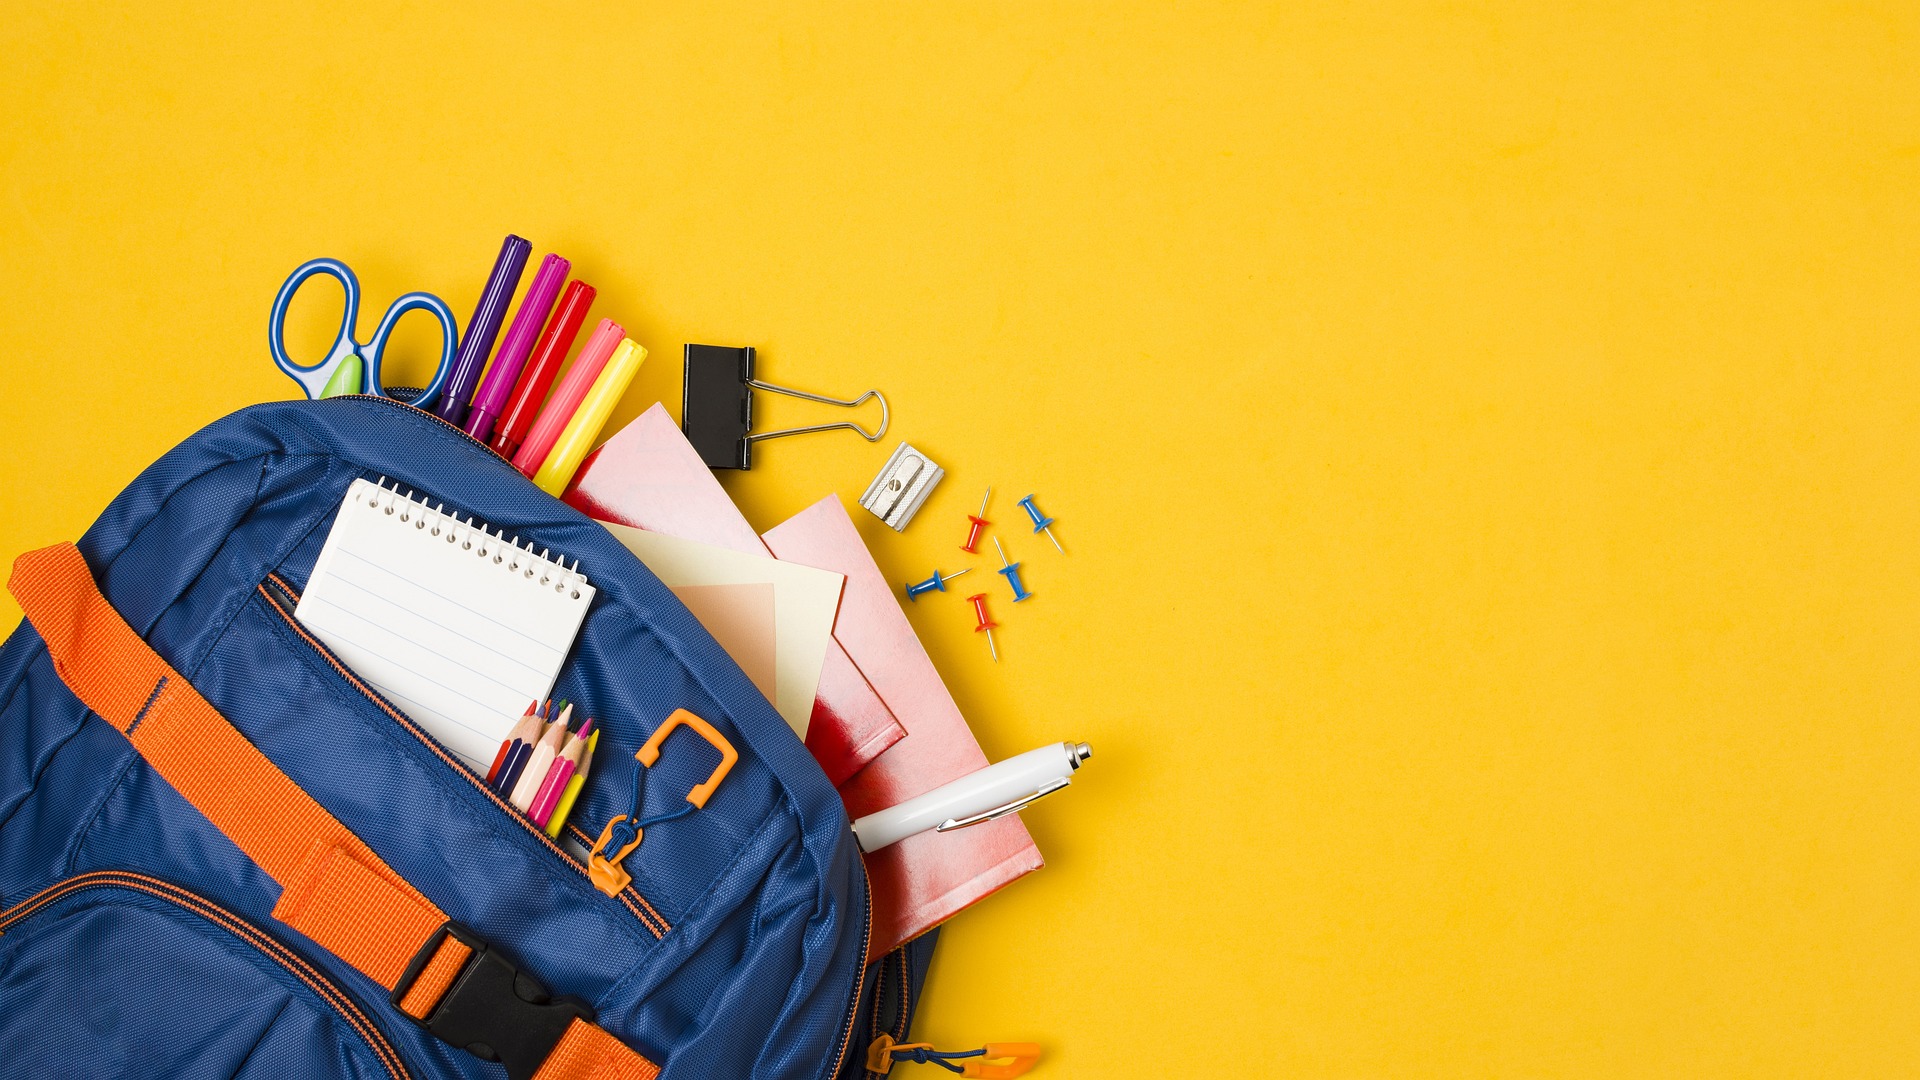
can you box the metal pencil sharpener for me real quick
[859,443,944,531]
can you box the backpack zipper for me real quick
[831,867,875,1080]
[339,391,518,458]
[0,870,411,1080]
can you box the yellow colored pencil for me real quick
[545,729,599,838]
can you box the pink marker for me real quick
[513,318,625,478]
[466,253,571,443]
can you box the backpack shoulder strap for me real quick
[11,543,657,1080]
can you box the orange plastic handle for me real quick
[962,1044,1043,1079]
[637,708,738,809]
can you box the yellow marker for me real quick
[533,338,646,495]
[545,729,599,839]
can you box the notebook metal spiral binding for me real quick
[363,478,590,600]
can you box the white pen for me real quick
[851,741,1093,852]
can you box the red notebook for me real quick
[564,404,905,785]
[763,496,1043,956]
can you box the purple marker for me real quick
[436,234,531,427]
[465,253,571,442]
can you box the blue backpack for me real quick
[0,397,945,1079]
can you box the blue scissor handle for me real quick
[362,291,457,408]
[268,257,457,407]
[269,258,363,399]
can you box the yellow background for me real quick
[4,3,1918,1075]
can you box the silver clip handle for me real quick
[935,777,1071,833]
[743,380,889,443]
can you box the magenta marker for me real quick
[465,252,571,442]
[436,234,531,427]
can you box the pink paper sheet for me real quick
[763,495,1042,955]
[564,403,905,785]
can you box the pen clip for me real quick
[935,777,1071,833]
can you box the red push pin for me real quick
[960,487,991,554]
[966,592,999,662]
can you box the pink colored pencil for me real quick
[512,318,624,478]
[530,718,595,826]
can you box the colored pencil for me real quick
[530,717,594,827]
[497,717,552,801]
[493,701,552,796]
[544,729,599,839]
[485,701,540,785]
[510,704,571,810]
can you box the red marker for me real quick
[492,280,596,461]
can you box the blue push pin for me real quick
[993,537,1033,602]
[1017,494,1064,554]
[904,567,970,602]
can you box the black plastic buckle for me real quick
[391,923,593,1080]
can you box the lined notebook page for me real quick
[295,478,595,771]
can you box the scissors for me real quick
[268,257,459,406]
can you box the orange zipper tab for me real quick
[864,1034,1042,1079]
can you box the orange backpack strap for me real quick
[10,543,658,1080]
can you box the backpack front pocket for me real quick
[254,572,670,939]
[0,871,410,1079]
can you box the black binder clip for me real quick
[681,344,889,470]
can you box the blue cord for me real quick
[603,800,696,854]
[601,765,699,854]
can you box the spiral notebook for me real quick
[294,478,596,772]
